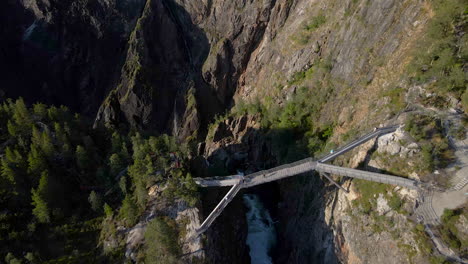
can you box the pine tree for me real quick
[111,132,122,153]
[144,218,180,264]
[5,252,22,264]
[1,158,16,185]
[6,120,17,137]
[27,144,47,175]
[12,98,31,127]
[53,122,67,145]
[104,203,113,218]
[31,171,50,223]
[31,126,42,146]
[120,144,130,163]
[88,191,103,213]
[109,153,124,176]
[47,106,59,121]
[76,145,89,171]
[40,131,54,157]
[4,147,25,171]
[119,175,127,195]
[119,195,138,226]
[33,103,48,119]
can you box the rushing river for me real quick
[243,194,277,264]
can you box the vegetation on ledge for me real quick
[0,98,198,264]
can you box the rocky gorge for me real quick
[1,0,467,263]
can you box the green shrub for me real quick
[388,195,403,211]
[383,87,406,113]
[119,195,138,227]
[409,0,467,103]
[462,88,468,113]
[303,15,326,31]
[144,218,180,264]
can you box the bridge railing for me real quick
[196,180,243,234]
[315,163,418,189]
[194,126,399,187]
[318,125,399,162]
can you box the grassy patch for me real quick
[412,224,433,255]
[437,207,468,257]
[408,0,468,109]
[382,87,406,114]
[352,179,388,214]
[291,14,327,45]
[404,113,455,175]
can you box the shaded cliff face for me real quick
[0,0,146,114]
[95,0,286,136]
[3,0,425,137]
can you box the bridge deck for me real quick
[193,125,418,235]
[315,163,418,189]
[195,180,243,235]
[194,126,399,187]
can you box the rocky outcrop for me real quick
[2,0,428,139]
[203,114,277,174]
[106,183,204,263]
[95,0,196,134]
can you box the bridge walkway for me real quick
[194,126,398,188]
[194,125,419,235]
[315,163,419,190]
[195,180,243,235]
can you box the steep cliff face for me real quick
[189,0,452,263]
[95,0,287,136]
[2,0,428,136]
[95,0,197,133]
[0,0,146,113]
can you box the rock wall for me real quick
[2,0,428,138]
[0,0,146,114]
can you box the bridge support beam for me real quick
[319,172,349,193]
[196,180,243,235]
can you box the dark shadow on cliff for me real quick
[161,0,226,137]
[0,0,148,115]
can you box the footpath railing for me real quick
[194,125,409,235]
[315,163,419,189]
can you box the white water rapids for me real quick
[243,194,277,264]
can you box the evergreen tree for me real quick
[119,195,138,226]
[88,191,103,213]
[120,144,130,164]
[12,98,31,131]
[31,171,50,223]
[1,159,16,184]
[32,103,48,119]
[31,126,42,147]
[47,106,59,121]
[109,153,124,176]
[76,145,89,171]
[7,120,17,137]
[5,252,23,264]
[111,132,122,153]
[53,122,67,145]
[40,131,54,157]
[144,218,180,264]
[103,203,113,218]
[27,144,47,175]
[0,158,16,191]
[119,175,127,195]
